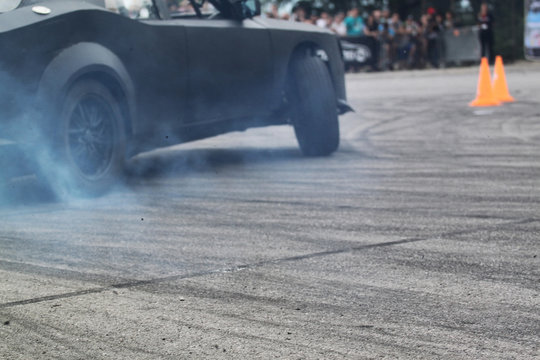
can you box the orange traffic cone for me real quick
[492,55,515,103]
[469,57,500,107]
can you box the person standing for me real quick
[425,9,441,68]
[364,13,380,71]
[344,8,364,36]
[478,2,495,64]
[331,12,347,36]
[444,11,454,30]
[316,11,332,29]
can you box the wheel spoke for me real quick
[88,105,99,127]
[76,104,89,126]
[72,142,86,157]
[91,131,110,145]
[92,114,104,129]
[68,95,116,178]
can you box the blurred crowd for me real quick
[265,4,457,71]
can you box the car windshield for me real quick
[0,0,21,12]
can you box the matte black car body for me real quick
[0,0,351,194]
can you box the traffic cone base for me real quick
[495,93,515,103]
[470,57,500,107]
[492,55,515,103]
[469,98,501,107]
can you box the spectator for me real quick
[344,8,364,36]
[325,14,334,29]
[405,15,421,68]
[316,11,331,28]
[405,14,420,37]
[364,14,380,71]
[436,13,446,67]
[265,3,279,19]
[418,14,430,68]
[270,4,483,73]
[331,12,347,36]
[388,12,401,36]
[444,11,454,30]
[394,22,414,69]
[308,12,318,25]
[364,14,379,37]
[478,2,495,64]
[436,14,444,30]
[425,10,441,68]
[381,8,391,25]
[380,22,394,70]
[291,5,307,22]
[373,9,383,30]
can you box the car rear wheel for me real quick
[288,54,340,156]
[41,79,126,197]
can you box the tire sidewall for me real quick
[289,54,340,157]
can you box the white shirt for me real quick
[331,22,347,36]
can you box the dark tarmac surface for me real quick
[1,63,539,359]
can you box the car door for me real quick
[183,18,275,123]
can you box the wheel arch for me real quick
[286,40,350,114]
[286,42,329,100]
[289,41,329,69]
[37,42,136,137]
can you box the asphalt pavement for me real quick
[1,62,539,359]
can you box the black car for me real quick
[0,0,351,196]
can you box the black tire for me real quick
[41,79,126,197]
[288,55,340,156]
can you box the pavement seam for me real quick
[0,217,537,309]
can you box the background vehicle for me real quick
[0,0,351,196]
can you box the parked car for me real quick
[0,0,351,195]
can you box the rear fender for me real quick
[37,42,136,134]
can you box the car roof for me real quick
[19,0,105,7]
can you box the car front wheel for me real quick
[288,54,340,157]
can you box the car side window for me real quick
[105,0,158,19]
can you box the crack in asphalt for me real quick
[0,217,537,309]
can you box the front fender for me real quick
[37,42,137,133]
